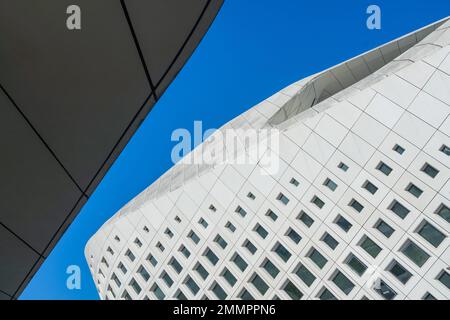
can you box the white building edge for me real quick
[86,17,450,300]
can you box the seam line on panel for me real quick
[0,222,44,258]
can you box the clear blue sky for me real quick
[20,0,449,300]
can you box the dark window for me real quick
[346,254,367,276]
[311,196,325,209]
[251,273,269,295]
[222,268,237,287]
[274,243,292,262]
[374,280,397,300]
[440,144,450,156]
[262,259,279,278]
[204,248,219,266]
[332,271,354,295]
[401,240,430,267]
[266,209,278,221]
[393,144,405,155]
[363,180,378,195]
[421,163,439,178]
[290,178,300,187]
[338,162,349,172]
[322,233,339,250]
[359,236,382,258]
[389,200,410,219]
[377,162,393,176]
[436,204,450,223]
[308,248,328,269]
[297,211,314,227]
[335,215,352,232]
[406,183,423,198]
[417,221,446,248]
[232,254,248,272]
[388,260,412,284]
[283,281,303,300]
[286,228,302,244]
[374,219,395,238]
[294,264,316,287]
[277,193,290,205]
[349,199,364,213]
[323,178,338,191]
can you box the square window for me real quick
[294,264,316,287]
[277,193,290,205]
[209,205,217,212]
[438,271,450,290]
[334,215,352,232]
[239,289,254,300]
[345,254,367,276]
[332,271,354,295]
[169,258,183,274]
[188,230,200,244]
[262,259,279,278]
[290,178,300,187]
[134,238,143,248]
[318,287,336,300]
[388,260,412,284]
[389,200,410,219]
[373,279,397,300]
[308,248,328,269]
[194,263,209,280]
[151,284,165,300]
[440,144,450,156]
[338,162,349,172]
[198,218,208,229]
[273,243,292,262]
[211,283,227,300]
[283,280,303,300]
[400,240,430,267]
[214,234,228,249]
[323,178,338,191]
[147,254,158,267]
[185,276,200,295]
[374,219,395,238]
[377,162,393,176]
[243,240,257,255]
[118,262,127,274]
[436,204,450,223]
[421,163,439,178]
[311,196,325,209]
[349,199,364,213]
[161,271,174,287]
[393,144,405,155]
[297,211,314,227]
[247,192,256,200]
[175,290,188,300]
[179,245,191,258]
[250,273,269,295]
[254,224,268,239]
[204,248,219,266]
[416,221,446,248]
[322,233,339,250]
[156,242,165,252]
[232,253,248,272]
[406,183,423,198]
[137,265,150,282]
[286,228,302,244]
[363,180,378,195]
[125,249,135,262]
[164,228,174,238]
[222,268,237,287]
[266,209,278,221]
[235,206,247,217]
[225,221,236,233]
[423,292,436,300]
[359,236,382,258]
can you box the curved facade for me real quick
[86,17,450,300]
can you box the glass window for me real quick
[294,264,316,287]
[406,183,423,198]
[388,260,412,284]
[211,283,227,300]
[389,200,410,219]
[125,249,135,262]
[421,163,439,178]
[338,162,349,172]
[346,254,367,276]
[243,240,257,255]
[222,268,237,287]
[286,228,302,244]
[297,211,314,227]
[129,278,141,295]
[349,199,364,213]
[137,265,150,282]
[438,271,450,290]
[134,238,143,247]
[209,204,217,212]
[335,215,352,232]
[283,280,303,300]
[308,248,328,269]
[204,248,219,266]
[373,279,397,300]
[311,196,325,209]
[323,178,338,191]
[118,262,127,274]
[377,162,393,176]
[423,292,436,300]
[374,219,395,238]
[318,287,336,300]
[417,220,446,248]
[156,242,165,252]
[436,204,450,223]
[332,271,354,295]
[111,273,121,287]
[188,230,200,244]
[290,178,300,187]
[161,271,174,287]
[179,245,191,258]
[225,221,236,232]
[393,144,405,155]
[240,289,254,300]
[164,228,174,238]
[251,273,269,295]
[147,254,158,267]
[266,209,278,221]
[169,258,183,274]
[254,224,268,239]
[235,206,247,217]
[322,233,339,250]
[194,263,209,280]
[232,254,248,272]
[277,193,290,205]
[274,243,292,262]
[185,276,200,295]
[198,218,208,229]
[247,192,256,200]
[363,180,378,195]
[401,240,430,267]
[121,290,132,300]
[214,234,228,249]
[262,259,279,278]
[175,290,187,300]
[151,284,165,300]
[359,236,382,258]
[439,144,450,156]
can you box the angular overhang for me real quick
[0,0,223,299]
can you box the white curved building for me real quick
[86,17,450,300]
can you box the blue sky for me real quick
[20,0,449,299]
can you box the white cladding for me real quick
[86,17,450,300]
